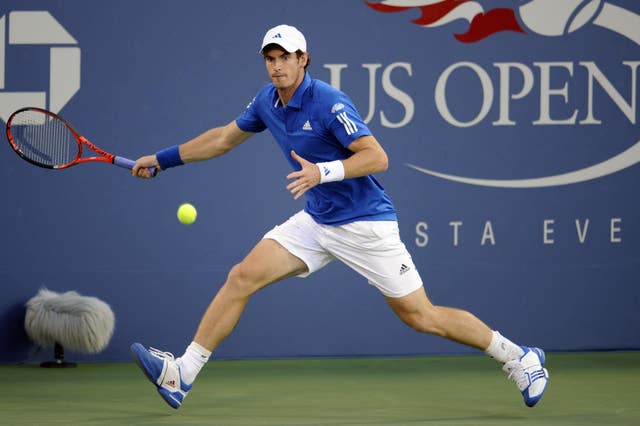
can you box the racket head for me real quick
[6,107,81,169]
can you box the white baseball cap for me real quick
[260,24,307,53]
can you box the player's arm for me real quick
[179,120,252,162]
[132,120,253,178]
[341,134,389,178]
[286,135,388,200]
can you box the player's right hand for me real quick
[132,155,161,179]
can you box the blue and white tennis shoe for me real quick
[130,343,191,409]
[503,346,549,407]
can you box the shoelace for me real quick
[503,360,529,390]
[149,347,176,361]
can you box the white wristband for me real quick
[317,160,345,184]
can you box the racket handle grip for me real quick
[114,156,158,177]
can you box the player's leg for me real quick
[324,219,548,407]
[193,237,308,351]
[131,238,308,409]
[385,288,549,407]
[131,210,333,409]
[384,286,493,350]
[385,288,526,364]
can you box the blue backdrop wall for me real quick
[1,0,639,363]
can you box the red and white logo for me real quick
[366,1,638,44]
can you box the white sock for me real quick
[177,341,211,385]
[485,331,525,363]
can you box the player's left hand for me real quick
[286,150,321,200]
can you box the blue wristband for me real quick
[155,145,184,170]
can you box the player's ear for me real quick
[297,51,309,69]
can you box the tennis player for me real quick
[130,24,549,410]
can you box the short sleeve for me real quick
[324,92,372,148]
[236,96,267,133]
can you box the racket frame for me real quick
[6,107,139,172]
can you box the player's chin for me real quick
[271,77,290,88]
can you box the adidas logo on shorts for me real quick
[399,264,411,275]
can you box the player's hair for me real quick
[296,50,310,70]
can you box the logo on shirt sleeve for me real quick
[331,103,345,113]
[336,111,358,135]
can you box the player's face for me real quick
[263,47,307,91]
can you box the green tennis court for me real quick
[1,351,638,425]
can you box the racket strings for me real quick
[10,110,79,167]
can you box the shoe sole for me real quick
[523,347,549,407]
[525,367,549,407]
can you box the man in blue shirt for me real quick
[130,24,548,410]
[237,70,397,225]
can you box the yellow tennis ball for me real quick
[177,203,197,225]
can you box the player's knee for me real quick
[225,263,261,296]
[399,306,445,336]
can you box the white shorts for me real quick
[263,210,423,298]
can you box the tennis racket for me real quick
[6,107,156,175]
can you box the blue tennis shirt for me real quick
[236,73,397,225]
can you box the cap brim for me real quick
[260,40,299,54]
